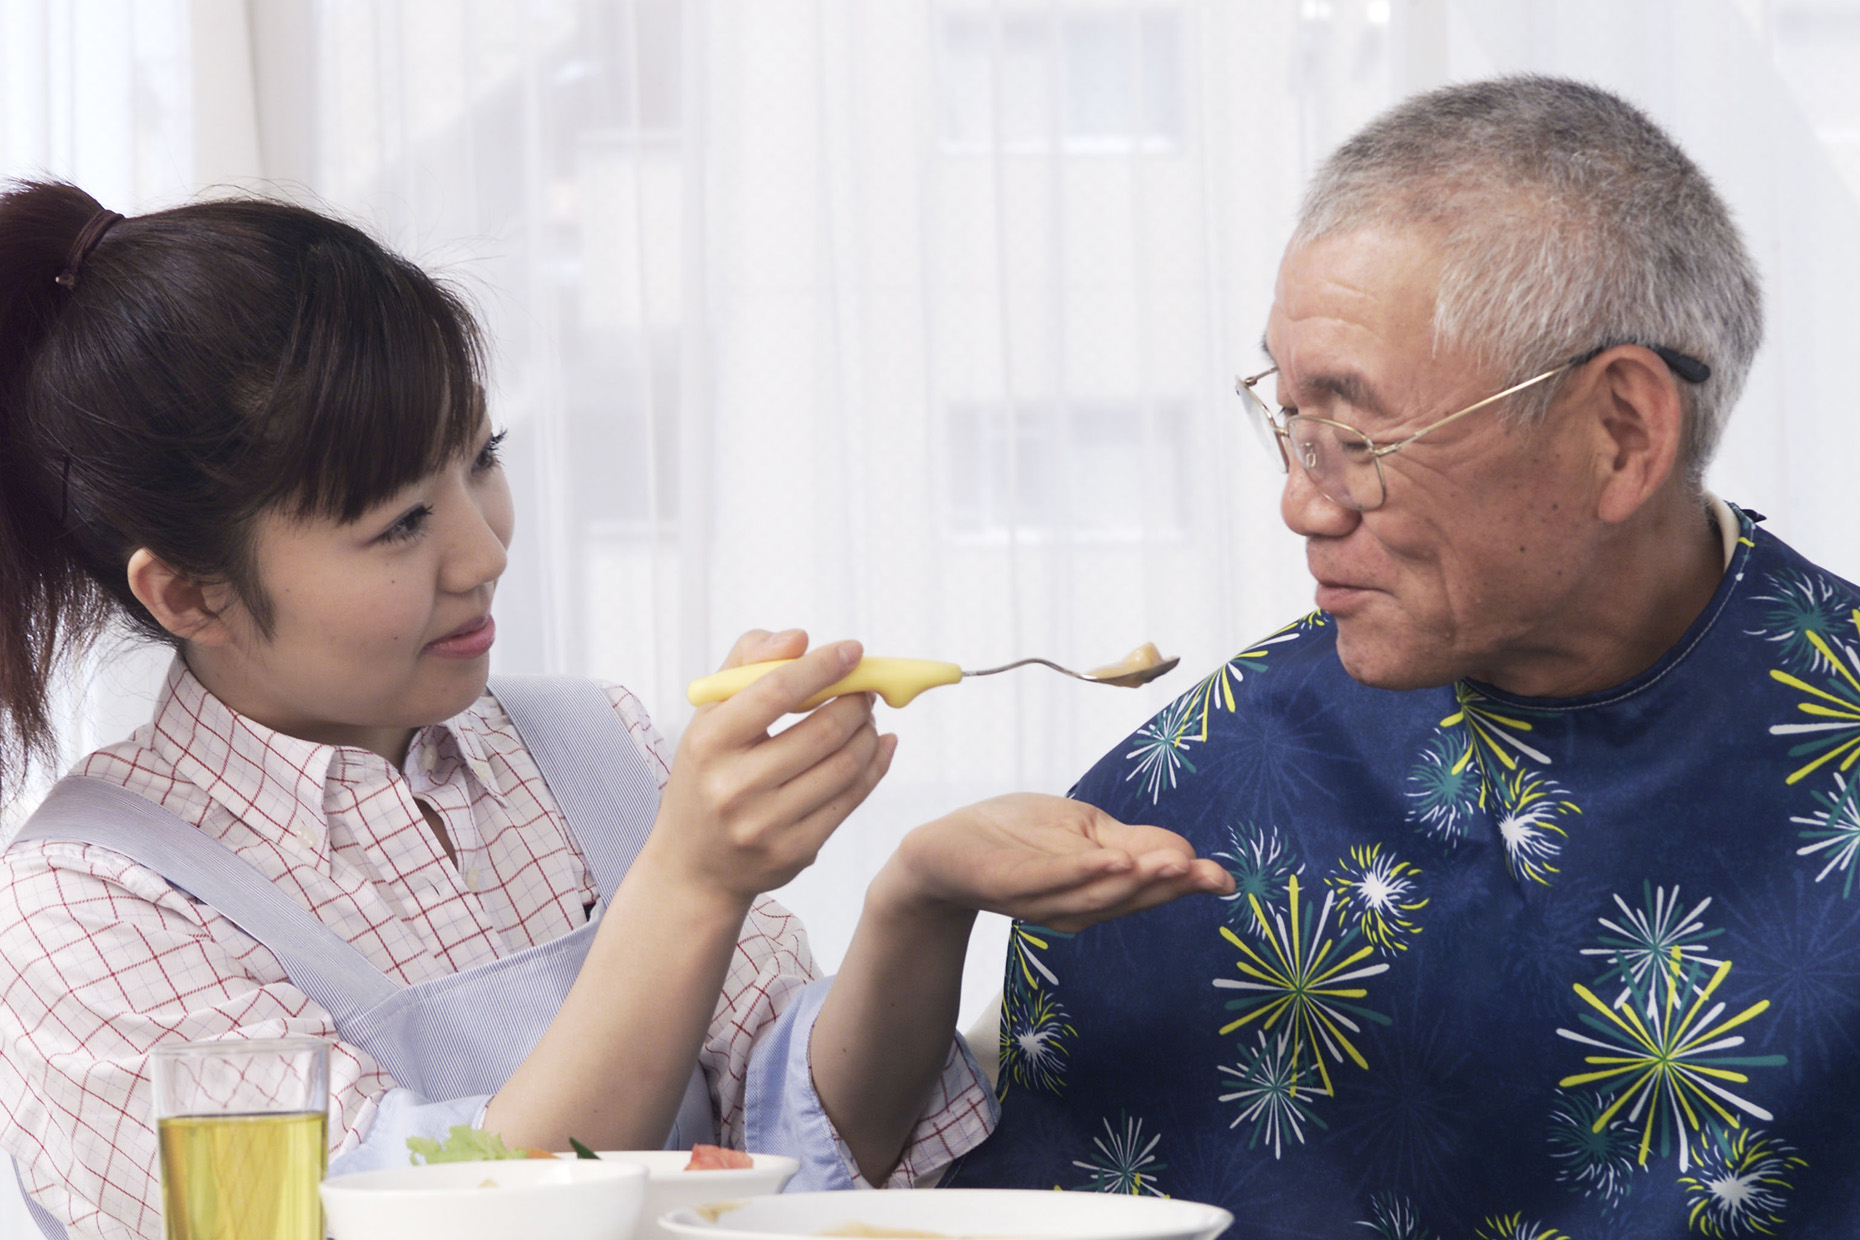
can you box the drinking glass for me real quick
[151,1036,330,1240]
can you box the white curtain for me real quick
[5,1,1860,1229]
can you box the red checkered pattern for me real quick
[0,659,992,1238]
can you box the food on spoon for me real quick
[685,1143,755,1171]
[406,1125,551,1164]
[1086,642,1166,680]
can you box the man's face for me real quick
[1263,225,1609,693]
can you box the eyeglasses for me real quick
[1234,344,1711,512]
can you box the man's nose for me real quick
[1279,453,1362,538]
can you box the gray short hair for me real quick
[1292,75,1762,489]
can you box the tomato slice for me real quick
[684,1143,754,1171]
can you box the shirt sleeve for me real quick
[603,683,999,1182]
[0,843,435,1239]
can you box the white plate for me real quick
[320,1158,646,1240]
[564,1151,799,1240]
[658,1188,1232,1240]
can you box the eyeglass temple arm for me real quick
[1372,362,1575,458]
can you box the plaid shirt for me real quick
[0,660,992,1239]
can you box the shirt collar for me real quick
[150,659,342,859]
[148,660,507,857]
[402,705,508,807]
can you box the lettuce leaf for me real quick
[407,1126,528,1165]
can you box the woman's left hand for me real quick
[873,793,1234,934]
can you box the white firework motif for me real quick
[1212,823,1302,938]
[1356,1192,1436,1240]
[1124,696,1198,803]
[1404,729,1483,845]
[1471,1216,1569,1240]
[1325,843,1428,954]
[1794,770,1860,897]
[1216,1028,1327,1159]
[1676,1127,1806,1238]
[1072,1113,1167,1196]
[999,985,1075,1097]
[1494,766,1577,886]
[1579,884,1725,1019]
[1748,569,1850,675]
[1546,1089,1637,1205]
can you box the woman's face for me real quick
[190,424,514,760]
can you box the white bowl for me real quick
[566,1151,799,1240]
[320,1158,646,1240]
[658,1187,1232,1240]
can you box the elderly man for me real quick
[949,76,1860,1236]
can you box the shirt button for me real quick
[420,746,440,774]
[464,869,481,892]
[295,824,317,848]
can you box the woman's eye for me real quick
[473,430,507,473]
[381,504,433,543]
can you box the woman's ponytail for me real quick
[0,181,122,805]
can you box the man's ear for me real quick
[1587,345,1688,524]
[125,549,238,646]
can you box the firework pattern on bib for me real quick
[952,508,1860,1237]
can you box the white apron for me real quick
[8,677,712,1239]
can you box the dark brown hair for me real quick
[0,180,486,800]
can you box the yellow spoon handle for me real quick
[687,657,964,710]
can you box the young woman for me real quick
[0,182,1229,1239]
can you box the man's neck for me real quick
[1481,492,1727,699]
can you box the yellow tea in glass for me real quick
[151,1037,330,1240]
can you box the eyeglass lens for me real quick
[1238,379,1384,511]
[1285,418,1384,511]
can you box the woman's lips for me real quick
[426,614,495,658]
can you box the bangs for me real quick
[257,235,486,524]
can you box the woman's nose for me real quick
[444,477,513,593]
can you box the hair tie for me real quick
[54,209,125,290]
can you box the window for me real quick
[567,327,682,530]
[938,4,1184,153]
[947,400,1193,539]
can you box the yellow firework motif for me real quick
[1188,617,1312,740]
[1769,614,1860,785]
[1440,682,1554,789]
[1324,844,1428,954]
[1007,922,1070,992]
[1678,1127,1807,1238]
[1555,960,1787,1171]
[1494,767,1580,886]
[1212,875,1390,1096]
[1471,1215,1568,1240]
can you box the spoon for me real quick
[686,643,1180,710]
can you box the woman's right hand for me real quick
[649,629,896,905]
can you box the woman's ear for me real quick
[125,549,238,646]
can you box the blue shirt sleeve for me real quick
[326,1089,494,1177]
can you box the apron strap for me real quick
[15,1159,67,1240]
[486,676,662,907]
[11,778,401,1021]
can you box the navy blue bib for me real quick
[953,507,1860,1239]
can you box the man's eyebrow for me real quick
[1256,335,1389,417]
[1302,370,1390,419]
